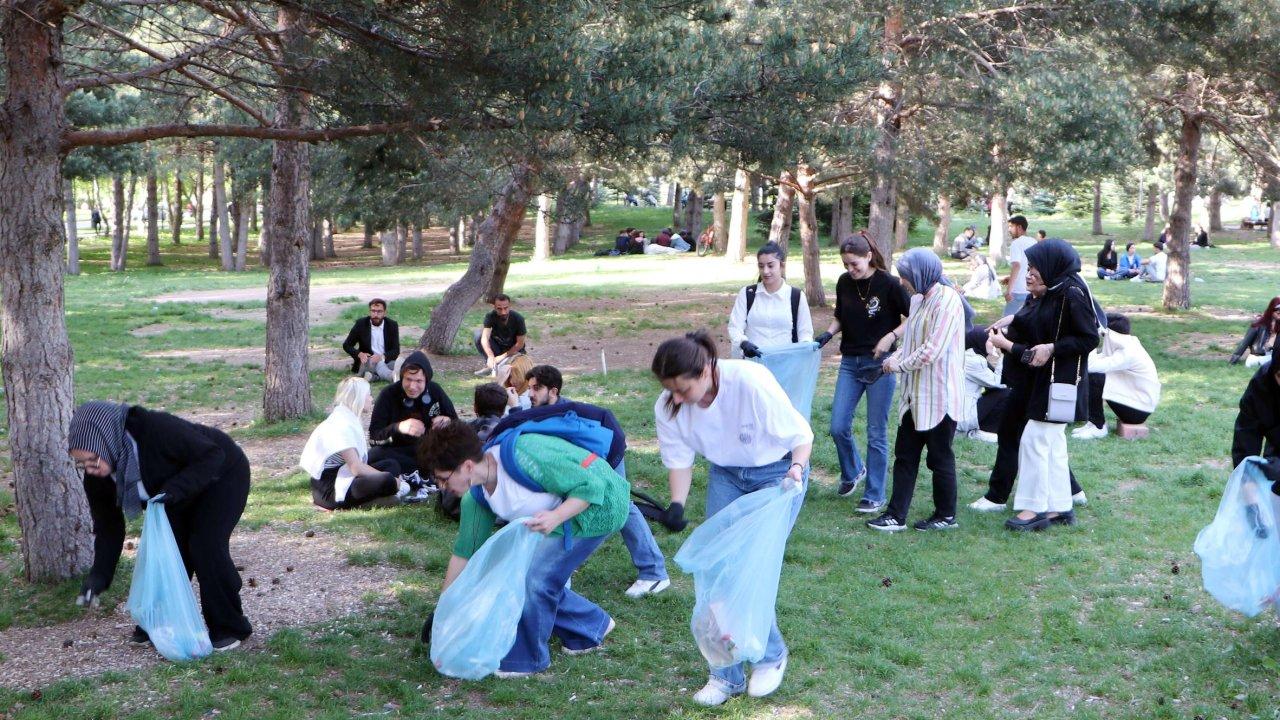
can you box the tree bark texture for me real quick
[1163,111,1201,311]
[0,1,94,581]
[262,6,314,422]
[1208,189,1223,232]
[111,174,127,271]
[124,172,137,242]
[834,192,854,246]
[196,156,206,248]
[146,168,161,265]
[309,217,323,261]
[380,229,400,265]
[712,191,728,253]
[867,10,904,264]
[893,193,910,252]
[323,216,336,258]
[726,167,751,262]
[767,170,795,251]
[420,160,539,353]
[213,160,234,270]
[234,189,249,272]
[170,174,184,245]
[64,181,80,275]
[554,176,588,255]
[448,215,461,253]
[1143,182,1158,241]
[1091,179,1104,235]
[533,193,552,261]
[931,193,951,256]
[682,188,703,239]
[671,182,681,228]
[794,165,826,307]
[362,218,375,249]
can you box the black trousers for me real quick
[983,399,1082,504]
[1086,372,1151,427]
[369,444,420,475]
[167,454,253,643]
[311,457,401,510]
[977,388,1010,434]
[886,411,958,521]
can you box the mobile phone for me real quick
[1021,348,1036,364]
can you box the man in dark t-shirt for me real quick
[472,293,528,375]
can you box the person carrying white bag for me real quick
[650,330,813,707]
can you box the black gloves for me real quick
[420,610,434,645]
[815,331,833,348]
[740,341,761,358]
[662,502,688,532]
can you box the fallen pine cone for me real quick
[271,578,280,585]
[62,639,73,649]
[304,530,315,538]
[247,578,257,588]
[285,566,294,573]
[881,577,892,588]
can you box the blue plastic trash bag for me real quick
[431,520,543,679]
[674,484,802,668]
[751,342,821,421]
[126,495,213,661]
[1194,457,1280,617]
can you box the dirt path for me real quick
[153,279,455,325]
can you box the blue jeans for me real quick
[1003,292,1029,317]
[829,355,896,503]
[615,460,668,581]
[500,533,612,673]
[704,456,808,694]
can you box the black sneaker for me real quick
[855,498,885,514]
[866,514,906,532]
[212,637,242,652]
[129,626,151,645]
[837,468,867,498]
[913,515,958,531]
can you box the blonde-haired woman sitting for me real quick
[497,354,536,413]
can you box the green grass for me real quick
[3,204,1280,717]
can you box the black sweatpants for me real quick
[311,457,401,510]
[886,411,958,521]
[983,399,1082,504]
[167,454,253,643]
[369,444,420,476]
[1086,372,1151,427]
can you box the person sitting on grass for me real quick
[368,351,457,474]
[960,252,1001,300]
[670,229,692,252]
[614,227,635,254]
[302,377,429,510]
[957,326,1007,443]
[421,420,630,678]
[468,382,509,442]
[497,354,536,413]
[950,225,979,259]
[1095,239,1118,280]
[1114,242,1142,280]
[1073,313,1161,440]
[1133,241,1167,283]
[342,298,400,382]
[473,294,527,376]
[1230,297,1280,368]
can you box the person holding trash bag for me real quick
[1230,343,1280,537]
[651,330,814,706]
[727,241,813,359]
[419,419,630,678]
[815,234,911,513]
[69,401,252,652]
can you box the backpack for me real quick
[744,284,802,344]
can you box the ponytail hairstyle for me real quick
[651,330,719,418]
[756,241,787,282]
[839,231,888,272]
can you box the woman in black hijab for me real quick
[68,401,253,651]
[988,239,1099,531]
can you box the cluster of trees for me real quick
[3,1,1280,581]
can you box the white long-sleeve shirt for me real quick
[727,282,814,358]
[1087,331,1161,413]
[655,360,813,470]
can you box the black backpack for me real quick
[744,284,802,343]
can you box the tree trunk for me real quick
[0,0,94,581]
[213,160,234,270]
[1143,182,1159,241]
[683,188,703,239]
[726,167,752,261]
[1160,190,1170,221]
[866,10,904,264]
[931,193,952,255]
[767,170,795,251]
[671,182,681,229]
[421,160,540,352]
[829,190,844,247]
[362,218,375,249]
[146,168,161,266]
[397,220,409,260]
[235,191,249,272]
[380,229,400,265]
[533,193,552,261]
[485,194,531,303]
[208,192,219,258]
[1091,179,1104,235]
[1133,182,1144,219]
[1163,111,1201,311]
[712,191,728,253]
[412,224,424,260]
[794,164,826,307]
[196,155,206,248]
[170,174,184,245]
[124,172,137,242]
[448,215,461,253]
[309,217,323,261]
[64,180,80,275]
[250,193,259,235]
[832,191,854,246]
[1209,189,1224,232]
[892,193,910,251]
[111,174,127,271]
[324,216,336,258]
[989,183,1010,265]
[262,6,314,422]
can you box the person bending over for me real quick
[1073,313,1161,439]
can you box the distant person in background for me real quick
[1035,230,1047,241]
[1194,224,1216,248]
[91,208,102,235]
[655,228,673,247]
[950,226,979,259]
[1095,239,1118,279]
[1073,313,1161,439]
[960,252,1001,300]
[1134,241,1167,283]
[474,294,527,375]
[615,227,635,254]
[1157,224,1172,245]
[1231,297,1280,367]
[342,299,400,382]
[670,229,692,252]
[1114,242,1142,280]
[1002,215,1035,315]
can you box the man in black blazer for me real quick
[342,298,400,381]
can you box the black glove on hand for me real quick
[1261,456,1280,485]
[740,341,762,358]
[1246,503,1270,539]
[662,502,689,532]
[815,331,833,348]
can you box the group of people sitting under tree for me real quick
[613,226,695,255]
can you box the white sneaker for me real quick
[747,656,787,697]
[967,429,999,443]
[692,681,739,707]
[563,617,615,655]
[1072,491,1088,506]
[624,578,671,598]
[969,497,1006,512]
[1073,423,1107,440]
[494,669,535,679]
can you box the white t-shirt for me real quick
[655,360,814,470]
[480,447,561,521]
[1149,252,1167,281]
[726,283,814,357]
[1008,236,1036,295]
[370,321,385,356]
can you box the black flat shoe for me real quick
[1048,511,1077,526]
[1005,513,1050,532]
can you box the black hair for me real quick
[651,330,719,418]
[839,233,888,272]
[473,382,508,417]
[757,241,786,262]
[1126,242,1136,251]
[1009,215,1028,231]
[368,298,387,309]
[493,293,511,304]
[1105,313,1131,335]
[1036,229,1047,239]
[527,364,563,393]
[417,419,484,476]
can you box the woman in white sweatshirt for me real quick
[1073,313,1161,439]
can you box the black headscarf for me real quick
[1025,238,1105,328]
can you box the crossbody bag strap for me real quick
[1049,290,1082,384]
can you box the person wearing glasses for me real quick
[68,401,252,652]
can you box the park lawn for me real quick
[3,207,1280,717]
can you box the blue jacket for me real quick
[1117,252,1141,275]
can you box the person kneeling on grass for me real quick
[420,420,629,678]
[301,377,431,510]
[1072,313,1161,440]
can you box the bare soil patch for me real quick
[153,280,454,325]
[0,527,402,691]
[141,345,349,370]
[1164,332,1238,360]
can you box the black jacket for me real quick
[1005,287,1099,422]
[342,316,401,373]
[1233,364,1280,467]
[1231,325,1274,364]
[368,350,457,447]
[84,407,249,592]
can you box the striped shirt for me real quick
[889,283,966,430]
